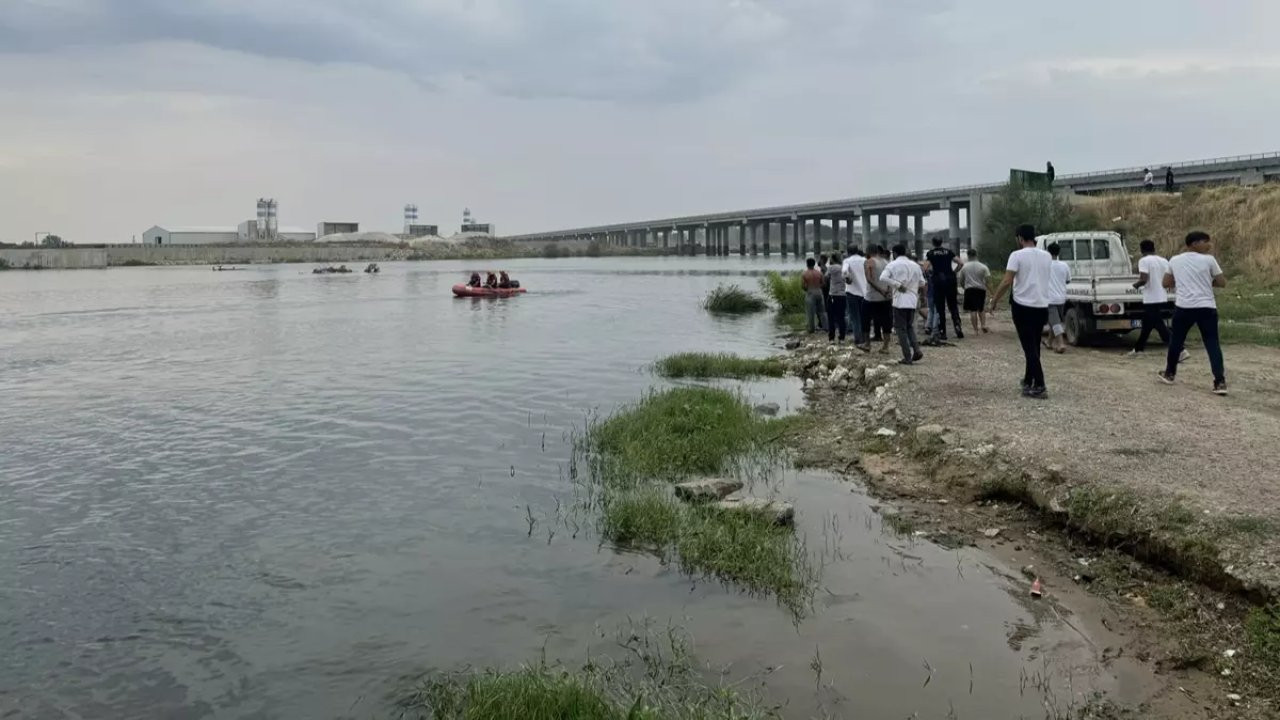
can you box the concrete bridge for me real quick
[504,151,1280,257]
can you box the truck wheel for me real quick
[1064,307,1085,346]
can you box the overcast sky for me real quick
[2,0,1278,242]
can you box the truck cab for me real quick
[1035,231,1173,346]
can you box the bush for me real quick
[983,183,1093,268]
[759,272,804,314]
[541,243,563,259]
[0,257,9,270]
[702,284,768,314]
[584,240,603,258]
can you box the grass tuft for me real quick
[1246,603,1280,670]
[580,387,815,613]
[702,284,768,314]
[653,352,785,380]
[590,387,762,480]
[760,272,804,313]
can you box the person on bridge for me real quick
[1165,167,1176,192]
[958,248,991,334]
[1159,231,1228,395]
[1143,168,1155,191]
[879,244,925,365]
[801,257,826,334]
[1045,243,1071,353]
[925,237,965,341]
[989,224,1053,399]
[825,250,847,343]
[842,245,870,350]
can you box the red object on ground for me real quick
[1030,579,1044,597]
[452,284,527,298]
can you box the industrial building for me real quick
[141,226,239,246]
[318,222,359,237]
[235,221,314,243]
[459,208,493,236]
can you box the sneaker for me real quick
[955,328,965,339]
[897,359,914,366]
[1156,370,1175,385]
[981,327,990,334]
[1126,350,1144,357]
[911,351,924,362]
[1026,386,1048,399]
[1213,381,1228,396]
[1178,350,1191,364]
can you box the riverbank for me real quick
[0,239,662,270]
[772,324,1280,717]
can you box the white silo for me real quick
[266,199,278,240]
[256,198,268,240]
[404,204,418,234]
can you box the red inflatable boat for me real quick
[452,284,527,298]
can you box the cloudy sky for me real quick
[2,0,1278,243]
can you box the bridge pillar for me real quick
[723,226,731,257]
[948,206,961,251]
[778,221,786,258]
[877,214,888,248]
[702,226,711,257]
[762,222,771,256]
[829,218,839,253]
[914,215,924,258]
[747,223,757,256]
[847,216,856,248]
[862,215,872,250]
[898,213,909,250]
[791,219,801,257]
[968,192,987,251]
[811,219,821,257]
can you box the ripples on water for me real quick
[1,258,1111,719]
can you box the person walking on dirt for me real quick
[825,250,848,343]
[1130,240,1188,361]
[879,244,925,365]
[989,224,1053,399]
[802,257,826,334]
[1165,167,1175,193]
[1143,168,1154,191]
[925,237,964,341]
[1158,231,1227,395]
[1046,242,1071,353]
[843,245,870,350]
[958,248,991,334]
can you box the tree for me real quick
[40,234,68,247]
[982,184,1091,268]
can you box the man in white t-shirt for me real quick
[1158,231,1228,395]
[878,243,925,365]
[1045,242,1071,353]
[989,224,1053,399]
[842,245,870,351]
[1129,239,1186,360]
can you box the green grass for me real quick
[1246,603,1280,669]
[880,512,916,535]
[653,352,785,380]
[703,284,768,314]
[590,387,763,480]
[581,387,815,613]
[399,626,777,720]
[760,272,804,315]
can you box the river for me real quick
[2,258,1131,718]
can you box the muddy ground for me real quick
[773,322,1280,719]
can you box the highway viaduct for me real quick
[503,152,1280,258]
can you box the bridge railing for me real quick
[1058,151,1280,181]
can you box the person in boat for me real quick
[485,272,499,288]
[468,272,482,287]
[498,271,512,288]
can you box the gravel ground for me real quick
[840,316,1280,594]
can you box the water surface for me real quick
[2,258,1118,718]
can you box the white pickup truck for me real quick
[1035,231,1173,346]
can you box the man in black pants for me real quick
[1130,239,1187,360]
[1159,231,1228,395]
[925,237,964,340]
[990,224,1053,399]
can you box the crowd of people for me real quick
[798,224,1229,399]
